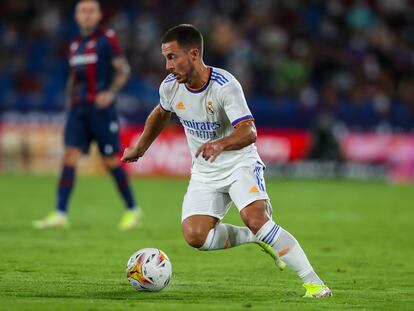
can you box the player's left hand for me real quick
[95,91,115,108]
[195,141,225,162]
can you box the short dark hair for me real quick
[161,24,203,54]
[77,0,101,9]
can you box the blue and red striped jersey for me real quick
[68,26,123,106]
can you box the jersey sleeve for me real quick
[159,82,173,112]
[220,80,254,127]
[105,29,123,60]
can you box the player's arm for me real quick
[196,120,257,163]
[109,57,131,94]
[122,105,172,162]
[95,57,130,108]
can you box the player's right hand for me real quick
[121,147,142,163]
[95,91,115,109]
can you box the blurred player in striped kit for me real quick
[34,0,141,230]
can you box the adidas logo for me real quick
[176,102,185,110]
[249,186,259,193]
[278,247,289,256]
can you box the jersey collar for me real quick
[185,67,212,94]
[80,25,101,40]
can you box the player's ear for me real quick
[189,48,199,61]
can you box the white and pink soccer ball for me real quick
[126,248,172,292]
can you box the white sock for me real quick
[256,220,323,285]
[199,223,257,251]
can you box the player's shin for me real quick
[256,220,323,285]
[199,223,257,251]
[56,165,76,213]
[110,166,137,209]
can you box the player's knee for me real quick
[246,217,269,234]
[182,226,209,249]
[63,148,81,166]
[102,156,119,170]
[186,237,205,249]
[241,201,270,234]
[182,215,218,249]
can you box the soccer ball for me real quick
[126,248,172,292]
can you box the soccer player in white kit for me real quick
[122,24,332,298]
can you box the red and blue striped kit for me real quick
[68,26,123,106]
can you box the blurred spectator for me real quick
[1,0,414,131]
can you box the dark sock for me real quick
[110,166,136,209]
[56,165,76,213]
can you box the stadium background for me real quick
[1,0,414,181]
[1,1,413,310]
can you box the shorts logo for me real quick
[249,186,259,193]
[109,121,118,133]
[104,145,113,155]
[206,101,214,114]
[176,102,185,110]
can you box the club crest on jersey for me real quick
[70,42,79,52]
[86,40,96,49]
[206,101,214,115]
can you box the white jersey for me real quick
[158,67,263,181]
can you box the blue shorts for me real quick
[64,105,120,156]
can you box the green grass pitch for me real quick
[0,174,413,310]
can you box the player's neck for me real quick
[80,25,99,38]
[186,64,210,90]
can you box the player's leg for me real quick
[102,155,138,211]
[231,163,331,297]
[94,105,141,229]
[33,108,87,229]
[102,155,142,230]
[181,179,257,250]
[240,200,331,297]
[56,146,82,214]
[240,200,320,280]
[182,215,219,248]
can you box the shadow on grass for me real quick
[16,288,298,303]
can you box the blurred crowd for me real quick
[1,0,414,131]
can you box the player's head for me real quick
[161,24,204,84]
[75,0,102,32]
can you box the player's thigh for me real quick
[91,105,120,156]
[64,108,91,154]
[181,178,232,223]
[228,162,270,213]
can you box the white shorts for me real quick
[181,162,270,221]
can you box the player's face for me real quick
[161,41,195,84]
[75,1,102,31]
